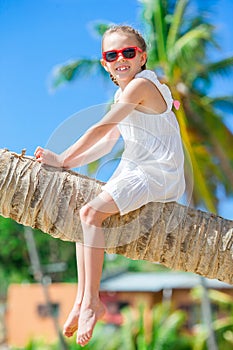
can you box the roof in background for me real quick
[100,271,233,292]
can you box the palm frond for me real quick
[166,0,188,50]
[174,102,217,211]
[203,95,233,111]
[198,56,233,79]
[87,160,99,175]
[51,59,106,89]
[91,22,112,37]
[190,97,233,194]
[172,24,212,60]
[153,0,168,62]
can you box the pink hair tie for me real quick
[173,100,180,110]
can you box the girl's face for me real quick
[101,32,147,89]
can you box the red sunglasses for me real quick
[102,46,143,62]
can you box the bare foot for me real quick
[77,300,105,346]
[63,303,81,337]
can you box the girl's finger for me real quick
[34,146,43,157]
[34,146,41,153]
[35,150,44,158]
[35,153,41,159]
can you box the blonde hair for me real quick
[102,25,147,86]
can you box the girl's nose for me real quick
[117,53,125,61]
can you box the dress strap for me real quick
[135,70,178,113]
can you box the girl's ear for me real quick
[140,52,147,67]
[100,59,109,72]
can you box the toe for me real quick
[63,331,73,337]
[63,325,75,336]
[77,335,84,345]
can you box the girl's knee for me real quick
[79,204,102,226]
[79,205,92,223]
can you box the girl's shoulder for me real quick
[135,69,158,82]
[114,70,159,102]
[135,70,167,92]
[113,77,148,103]
[135,70,174,112]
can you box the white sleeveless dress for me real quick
[102,70,185,215]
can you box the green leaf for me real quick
[166,0,188,50]
[87,160,100,175]
[91,22,112,37]
[51,59,106,89]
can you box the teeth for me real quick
[116,66,129,71]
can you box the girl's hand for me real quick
[34,147,63,168]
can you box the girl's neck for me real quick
[118,69,144,90]
[118,81,130,90]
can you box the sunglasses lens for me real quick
[104,47,139,62]
[105,51,117,62]
[122,48,136,59]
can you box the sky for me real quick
[0,0,233,219]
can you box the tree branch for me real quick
[0,149,232,284]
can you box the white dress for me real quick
[102,70,185,215]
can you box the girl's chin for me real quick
[116,75,129,80]
[116,72,133,81]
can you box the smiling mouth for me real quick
[116,66,130,72]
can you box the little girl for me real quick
[35,25,185,346]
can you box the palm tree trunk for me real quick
[0,149,232,284]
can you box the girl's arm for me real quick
[35,78,146,168]
[35,126,120,169]
[61,126,120,168]
[61,104,137,168]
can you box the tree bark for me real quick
[0,149,232,284]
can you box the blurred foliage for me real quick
[0,216,76,296]
[121,303,192,350]
[51,59,107,89]
[0,216,165,297]
[191,287,233,350]
[104,253,169,276]
[10,290,233,349]
[11,302,193,350]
